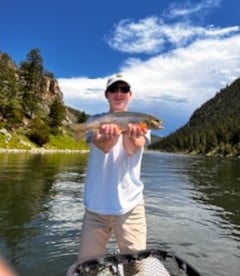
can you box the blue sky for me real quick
[1,0,240,135]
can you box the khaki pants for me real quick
[78,200,146,262]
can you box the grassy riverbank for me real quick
[0,131,89,152]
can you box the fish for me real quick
[70,111,164,140]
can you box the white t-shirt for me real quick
[84,131,150,215]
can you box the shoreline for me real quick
[0,148,89,154]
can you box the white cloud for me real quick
[59,77,105,100]
[106,17,239,55]
[59,2,240,135]
[106,17,166,54]
[59,33,240,135]
[167,0,221,18]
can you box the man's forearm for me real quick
[91,131,119,153]
[122,133,146,156]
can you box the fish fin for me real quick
[139,122,147,130]
[116,125,122,135]
[69,123,88,141]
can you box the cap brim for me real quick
[107,79,130,89]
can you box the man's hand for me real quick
[92,123,121,153]
[125,123,148,138]
[99,123,121,139]
[122,123,148,156]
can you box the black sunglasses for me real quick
[108,84,130,94]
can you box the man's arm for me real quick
[90,123,148,155]
[0,257,17,276]
[91,124,121,153]
[122,123,148,156]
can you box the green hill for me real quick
[149,78,240,157]
[0,48,88,150]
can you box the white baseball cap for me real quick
[105,74,131,91]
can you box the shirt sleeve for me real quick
[86,131,93,143]
[145,130,151,145]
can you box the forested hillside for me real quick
[0,48,87,149]
[149,78,240,157]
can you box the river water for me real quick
[0,151,239,276]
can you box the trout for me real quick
[70,111,164,140]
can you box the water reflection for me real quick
[142,151,240,276]
[0,152,87,275]
[0,151,240,276]
[187,156,240,241]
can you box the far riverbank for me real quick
[0,148,89,154]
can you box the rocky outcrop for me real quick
[41,77,64,104]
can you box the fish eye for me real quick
[151,119,158,124]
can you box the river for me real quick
[0,151,239,276]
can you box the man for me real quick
[67,74,150,275]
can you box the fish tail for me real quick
[69,123,88,141]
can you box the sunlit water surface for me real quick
[0,151,239,276]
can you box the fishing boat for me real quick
[67,248,201,275]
